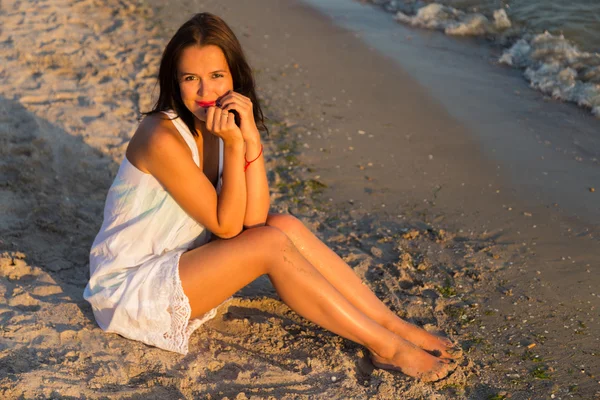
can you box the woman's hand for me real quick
[216,90,260,143]
[205,105,243,144]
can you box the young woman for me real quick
[83,12,461,382]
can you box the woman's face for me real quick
[177,44,234,123]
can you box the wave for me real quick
[366,0,600,118]
[395,4,512,36]
[500,33,600,117]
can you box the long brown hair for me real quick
[146,13,267,137]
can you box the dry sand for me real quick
[0,0,598,399]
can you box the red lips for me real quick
[196,100,216,108]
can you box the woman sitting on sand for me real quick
[83,12,461,382]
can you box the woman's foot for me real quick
[369,337,457,382]
[385,319,463,360]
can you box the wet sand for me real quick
[1,0,598,398]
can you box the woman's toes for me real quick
[423,338,463,360]
[445,345,463,359]
[421,360,458,382]
[390,322,462,360]
[368,339,460,383]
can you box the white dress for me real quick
[83,110,229,355]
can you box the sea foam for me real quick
[500,32,600,117]
[366,0,600,118]
[394,4,511,36]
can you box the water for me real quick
[510,1,599,52]
[438,0,600,52]
[374,0,600,51]
[367,0,600,117]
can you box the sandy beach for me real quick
[1,0,599,398]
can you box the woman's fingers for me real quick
[204,106,240,141]
[196,95,247,143]
[226,111,237,129]
[212,107,225,132]
[218,108,230,131]
[222,100,249,115]
[221,97,248,111]
[206,106,216,129]
[218,92,253,118]
[217,91,249,107]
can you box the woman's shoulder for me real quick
[125,113,190,173]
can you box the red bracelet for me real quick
[244,144,263,172]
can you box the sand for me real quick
[0,0,598,398]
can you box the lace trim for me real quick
[128,250,227,355]
[142,251,221,354]
[163,251,219,354]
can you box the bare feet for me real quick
[369,337,457,382]
[386,319,463,360]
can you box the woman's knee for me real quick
[242,225,296,269]
[266,213,304,236]
[242,225,293,251]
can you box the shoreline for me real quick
[0,0,598,398]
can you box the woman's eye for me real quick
[184,76,196,81]
[212,73,224,78]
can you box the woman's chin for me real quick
[193,109,208,122]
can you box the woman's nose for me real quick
[196,80,214,97]
[196,82,205,96]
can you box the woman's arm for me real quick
[242,135,270,228]
[144,114,247,239]
[217,91,270,228]
[217,137,248,236]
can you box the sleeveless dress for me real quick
[83,110,229,355]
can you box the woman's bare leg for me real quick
[265,213,462,359]
[179,226,455,381]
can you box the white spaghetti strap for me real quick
[161,110,200,167]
